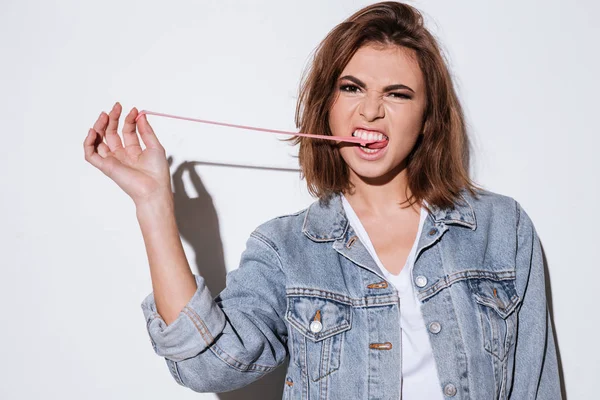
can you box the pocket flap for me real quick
[285,296,352,342]
[469,278,521,319]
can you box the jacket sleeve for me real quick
[510,202,562,399]
[140,230,289,393]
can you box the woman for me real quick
[83,2,560,399]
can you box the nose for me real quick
[359,91,384,121]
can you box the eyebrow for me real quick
[338,75,415,93]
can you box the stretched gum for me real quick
[134,110,384,146]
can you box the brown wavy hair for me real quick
[291,1,480,209]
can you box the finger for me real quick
[122,107,144,154]
[84,128,108,171]
[104,103,124,152]
[84,128,128,180]
[96,140,110,158]
[92,111,121,155]
[106,102,121,136]
[90,125,111,158]
[92,111,108,143]
[121,107,142,150]
[135,111,164,150]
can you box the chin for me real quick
[349,163,398,181]
[345,153,407,181]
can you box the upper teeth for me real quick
[352,129,387,142]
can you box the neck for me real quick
[343,163,420,217]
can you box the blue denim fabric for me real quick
[141,189,561,399]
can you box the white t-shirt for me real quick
[341,195,444,400]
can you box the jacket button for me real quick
[443,383,457,397]
[415,275,428,287]
[346,235,358,248]
[428,228,438,236]
[367,281,388,289]
[428,322,441,334]
[309,320,323,333]
[369,342,393,350]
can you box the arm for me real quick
[83,104,280,391]
[136,192,199,326]
[510,202,561,399]
[140,229,289,393]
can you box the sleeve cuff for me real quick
[140,274,226,361]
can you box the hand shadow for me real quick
[169,156,288,400]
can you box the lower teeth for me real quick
[361,147,378,154]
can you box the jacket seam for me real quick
[438,243,471,399]
[286,287,399,308]
[514,199,522,235]
[165,359,185,386]
[192,231,285,373]
[250,231,285,273]
[418,269,517,301]
[301,199,349,242]
[180,292,277,372]
[208,342,279,372]
[181,307,214,346]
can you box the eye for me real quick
[388,92,412,100]
[339,84,361,93]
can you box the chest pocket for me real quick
[468,277,522,361]
[285,295,352,382]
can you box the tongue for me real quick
[366,140,388,149]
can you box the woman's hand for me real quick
[84,102,172,207]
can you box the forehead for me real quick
[340,44,423,90]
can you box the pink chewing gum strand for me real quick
[134,110,387,148]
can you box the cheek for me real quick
[328,107,344,137]
[386,104,425,133]
[329,97,360,136]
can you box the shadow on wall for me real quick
[169,157,288,400]
[541,244,568,400]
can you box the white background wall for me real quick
[1,0,597,398]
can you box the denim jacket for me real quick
[141,189,561,399]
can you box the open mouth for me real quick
[352,129,389,153]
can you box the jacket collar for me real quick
[302,191,476,242]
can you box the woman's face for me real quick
[328,43,427,184]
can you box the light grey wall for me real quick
[1,0,596,398]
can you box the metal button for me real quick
[444,383,457,397]
[428,228,438,236]
[428,321,441,334]
[415,275,428,287]
[309,320,323,333]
